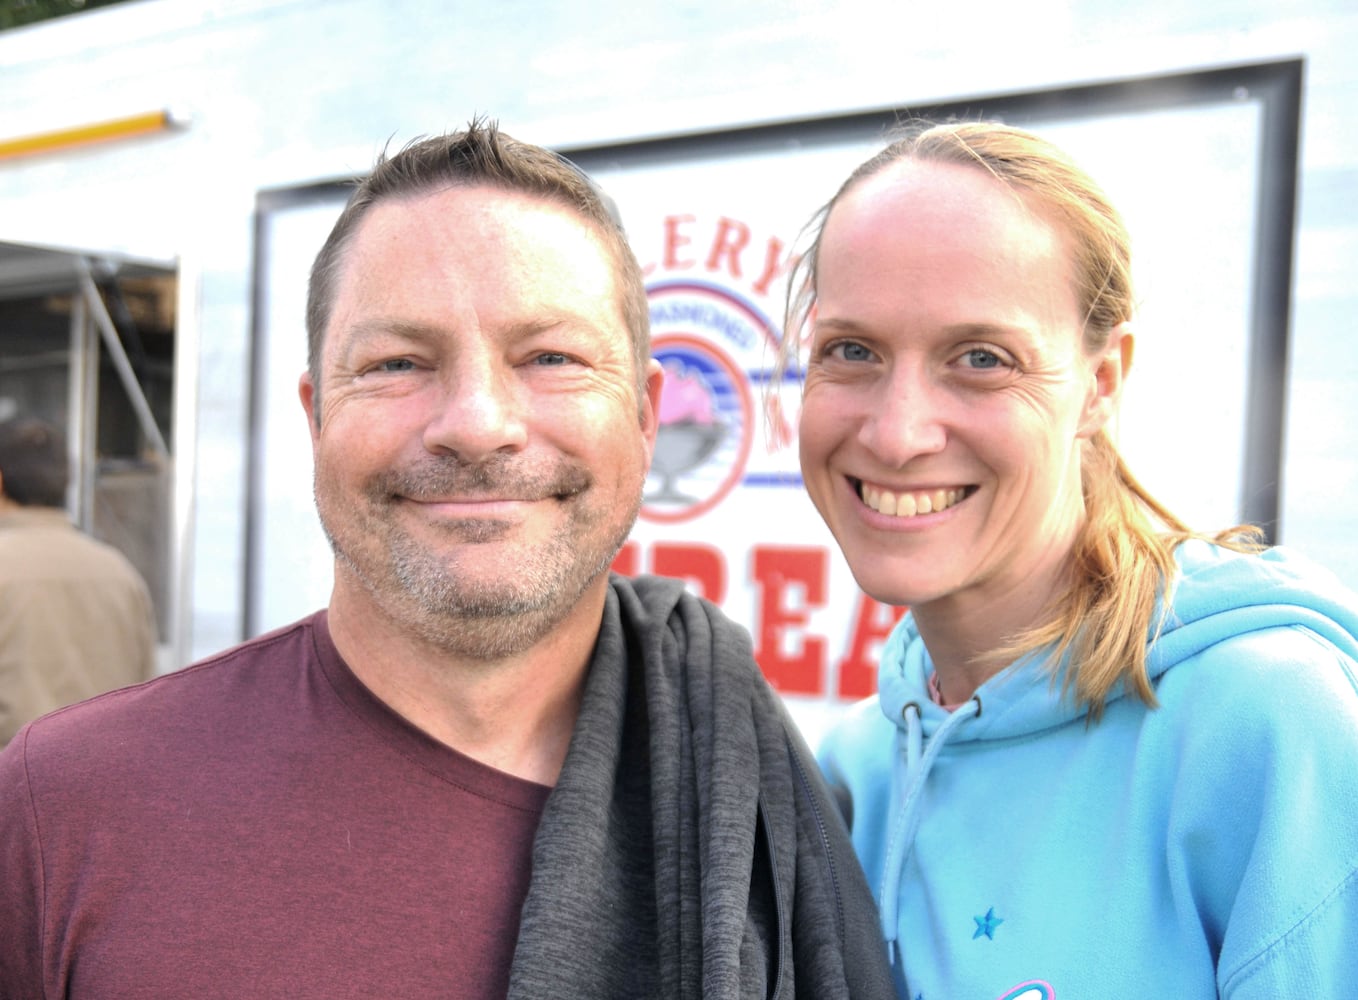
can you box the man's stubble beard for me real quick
[317,454,642,661]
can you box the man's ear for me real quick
[1078,323,1134,439]
[298,372,322,447]
[639,359,665,458]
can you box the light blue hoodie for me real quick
[818,541,1358,1000]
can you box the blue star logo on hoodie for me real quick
[973,907,1004,940]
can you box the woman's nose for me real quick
[857,371,947,467]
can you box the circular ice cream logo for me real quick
[643,334,753,523]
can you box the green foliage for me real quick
[0,0,134,31]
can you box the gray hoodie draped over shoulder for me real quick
[509,574,894,999]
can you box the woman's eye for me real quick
[961,348,1004,369]
[831,341,875,363]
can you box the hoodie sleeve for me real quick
[1162,620,1358,998]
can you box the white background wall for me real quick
[1,0,1354,665]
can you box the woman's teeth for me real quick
[861,484,967,517]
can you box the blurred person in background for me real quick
[783,119,1358,998]
[0,120,893,1000]
[0,415,156,748]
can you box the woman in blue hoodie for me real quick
[785,120,1358,999]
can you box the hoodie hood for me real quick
[1149,539,1358,674]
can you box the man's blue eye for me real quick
[535,353,570,366]
[378,358,416,372]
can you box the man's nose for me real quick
[421,353,528,460]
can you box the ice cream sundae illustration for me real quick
[648,360,727,504]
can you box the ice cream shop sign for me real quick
[609,210,904,733]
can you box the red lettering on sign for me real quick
[615,540,896,703]
[752,546,827,695]
[611,541,639,577]
[750,235,789,297]
[705,217,751,278]
[642,215,792,303]
[661,214,697,270]
[652,541,726,603]
[837,594,907,699]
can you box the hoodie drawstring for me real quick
[879,696,982,965]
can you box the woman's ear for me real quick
[1078,323,1134,439]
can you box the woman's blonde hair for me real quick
[781,120,1259,719]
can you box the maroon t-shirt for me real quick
[0,612,550,998]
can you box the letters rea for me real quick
[612,542,905,699]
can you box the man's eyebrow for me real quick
[513,316,603,340]
[328,319,442,371]
[335,316,600,360]
[352,315,600,336]
[341,318,443,343]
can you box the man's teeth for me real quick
[862,485,966,517]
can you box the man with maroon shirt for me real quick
[0,121,893,999]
